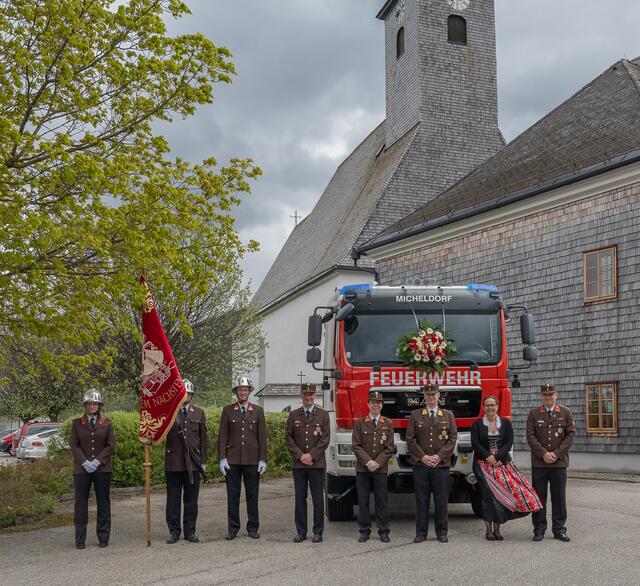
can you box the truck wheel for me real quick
[470,487,483,518]
[325,474,355,521]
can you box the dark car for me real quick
[0,429,17,453]
[10,422,62,457]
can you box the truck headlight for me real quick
[337,444,353,455]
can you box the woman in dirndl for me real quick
[471,395,541,540]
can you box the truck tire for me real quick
[325,474,355,522]
[470,487,483,518]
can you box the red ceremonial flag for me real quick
[139,277,187,445]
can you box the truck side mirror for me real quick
[520,313,536,345]
[308,314,323,347]
[523,345,538,363]
[336,303,354,322]
[306,347,322,364]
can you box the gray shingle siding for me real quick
[377,180,640,454]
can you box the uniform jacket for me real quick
[70,416,115,474]
[165,403,208,473]
[218,402,267,465]
[285,406,330,469]
[526,404,576,468]
[406,407,457,467]
[352,415,395,474]
[470,418,514,465]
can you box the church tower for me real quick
[377,0,502,157]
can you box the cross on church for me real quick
[290,210,303,227]
[297,371,306,385]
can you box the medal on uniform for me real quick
[313,431,318,436]
[558,427,562,434]
[554,432,559,437]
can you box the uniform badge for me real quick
[558,427,562,434]
[554,432,559,437]
[437,410,443,417]
[381,434,387,442]
[313,431,318,436]
[422,409,428,416]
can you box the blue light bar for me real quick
[338,283,372,295]
[467,283,500,292]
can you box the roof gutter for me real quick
[358,146,640,254]
[257,265,377,315]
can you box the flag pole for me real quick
[144,442,152,546]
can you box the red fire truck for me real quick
[306,283,537,521]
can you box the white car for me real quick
[19,428,62,459]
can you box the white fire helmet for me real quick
[232,376,254,392]
[183,379,195,395]
[82,389,104,405]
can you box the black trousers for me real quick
[165,470,200,537]
[532,467,568,535]
[226,464,260,534]
[413,466,449,538]
[356,471,389,536]
[293,467,325,537]
[73,472,111,546]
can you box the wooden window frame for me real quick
[396,27,405,60]
[585,382,618,435]
[583,245,617,303]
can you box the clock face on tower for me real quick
[447,0,470,10]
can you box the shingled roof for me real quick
[360,58,640,251]
[255,121,418,310]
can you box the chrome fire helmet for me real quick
[82,389,104,405]
[183,379,195,395]
[232,376,254,392]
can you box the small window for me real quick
[583,246,617,302]
[448,15,467,45]
[397,27,405,59]
[585,383,617,434]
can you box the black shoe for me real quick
[185,534,200,543]
[485,532,496,541]
[98,542,109,548]
[413,536,426,543]
[76,543,86,549]
[532,533,544,542]
[437,535,448,543]
[553,532,570,542]
[312,534,323,543]
[166,534,180,544]
[293,535,306,543]
[225,532,238,541]
[494,533,504,541]
[248,531,260,539]
[358,534,370,543]
[379,534,390,543]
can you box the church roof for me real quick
[361,59,640,252]
[255,121,418,310]
[254,383,301,397]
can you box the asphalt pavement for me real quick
[1,476,639,585]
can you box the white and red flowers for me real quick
[396,321,456,373]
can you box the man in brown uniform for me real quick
[218,376,267,540]
[165,379,208,544]
[527,383,576,542]
[286,383,330,543]
[406,384,457,543]
[352,390,395,543]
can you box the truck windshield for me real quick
[343,310,501,366]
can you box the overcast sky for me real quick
[161,0,640,291]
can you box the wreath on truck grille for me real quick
[396,320,457,373]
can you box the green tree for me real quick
[0,0,261,366]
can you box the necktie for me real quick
[242,406,246,415]
[305,410,310,420]
[182,405,188,417]
[90,417,95,429]
[547,409,553,417]
[430,411,435,423]
[372,418,377,429]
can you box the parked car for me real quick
[0,429,17,453]
[19,428,63,460]
[10,422,62,457]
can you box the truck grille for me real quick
[379,387,482,420]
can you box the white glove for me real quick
[258,460,267,475]
[219,458,230,476]
[85,459,100,473]
[81,460,93,473]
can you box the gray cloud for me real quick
[160,0,640,289]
